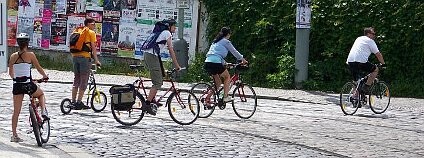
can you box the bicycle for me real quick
[26,78,50,147]
[190,62,257,119]
[110,64,200,126]
[340,63,391,115]
[60,64,107,114]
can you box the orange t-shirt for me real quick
[71,27,96,58]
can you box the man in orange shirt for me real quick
[71,18,101,109]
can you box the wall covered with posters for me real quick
[7,0,199,60]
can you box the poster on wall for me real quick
[66,16,85,47]
[50,17,67,50]
[86,10,103,53]
[6,0,199,61]
[86,0,103,10]
[67,0,86,15]
[117,19,136,57]
[41,8,52,48]
[33,17,43,48]
[7,16,18,46]
[134,23,150,59]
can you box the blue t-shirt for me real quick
[205,38,243,64]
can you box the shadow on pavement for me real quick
[355,114,389,119]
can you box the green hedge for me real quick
[193,0,424,98]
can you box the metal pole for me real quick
[294,0,312,88]
[295,29,310,88]
[177,8,184,39]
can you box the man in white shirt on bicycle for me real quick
[346,27,386,94]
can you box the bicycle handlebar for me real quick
[376,63,387,70]
[35,78,49,83]
[226,62,249,69]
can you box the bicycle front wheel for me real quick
[167,89,200,125]
[111,93,145,126]
[60,98,72,114]
[340,82,359,115]
[369,81,391,114]
[91,91,107,112]
[29,105,42,146]
[190,82,216,118]
[231,83,257,119]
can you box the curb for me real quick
[1,78,328,105]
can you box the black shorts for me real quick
[204,62,225,75]
[348,62,376,81]
[13,82,38,95]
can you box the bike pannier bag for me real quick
[109,84,136,111]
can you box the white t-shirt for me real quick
[145,30,172,56]
[346,36,379,63]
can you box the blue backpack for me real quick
[140,20,169,55]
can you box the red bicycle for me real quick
[26,78,50,147]
[190,62,257,119]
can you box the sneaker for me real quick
[72,102,83,110]
[77,101,90,110]
[223,96,234,103]
[10,135,23,142]
[41,110,50,120]
[143,103,157,116]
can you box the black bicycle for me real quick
[340,64,391,115]
[60,64,107,114]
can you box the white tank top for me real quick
[13,52,32,83]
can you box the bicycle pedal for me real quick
[26,130,33,134]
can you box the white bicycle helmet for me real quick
[16,33,30,45]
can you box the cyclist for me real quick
[70,18,101,109]
[143,19,181,115]
[204,27,248,104]
[8,33,49,142]
[346,27,385,94]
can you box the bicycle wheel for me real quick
[111,93,144,126]
[29,105,42,146]
[167,89,200,125]
[340,82,359,115]
[190,82,216,118]
[39,107,50,143]
[60,98,72,114]
[231,83,257,119]
[369,81,391,114]
[91,91,107,112]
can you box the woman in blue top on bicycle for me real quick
[204,27,248,103]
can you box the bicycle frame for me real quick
[133,68,182,106]
[28,96,43,125]
[86,69,101,103]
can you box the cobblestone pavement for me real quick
[0,69,423,157]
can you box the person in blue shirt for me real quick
[204,27,248,103]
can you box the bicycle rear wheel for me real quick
[190,82,216,118]
[111,93,144,126]
[369,81,391,114]
[231,83,257,119]
[340,82,359,115]
[167,89,200,125]
[60,98,72,114]
[36,106,50,143]
[91,91,107,112]
[29,105,42,146]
